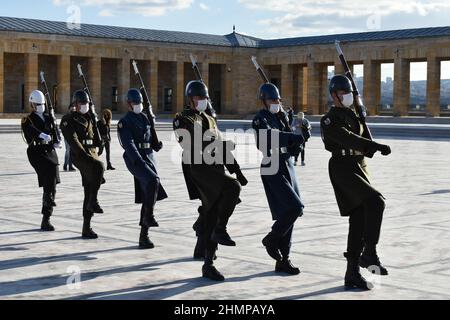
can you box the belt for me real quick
[138,143,151,150]
[270,147,288,154]
[82,139,94,147]
[31,140,50,146]
[332,149,364,157]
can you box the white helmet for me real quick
[29,90,46,105]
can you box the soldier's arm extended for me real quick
[321,116,377,153]
[60,118,92,160]
[252,115,304,154]
[118,120,145,165]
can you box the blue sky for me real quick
[1,1,449,80]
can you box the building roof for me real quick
[0,16,449,49]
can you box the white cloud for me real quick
[199,3,210,11]
[53,0,194,17]
[239,0,450,37]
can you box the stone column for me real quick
[57,55,71,112]
[149,59,159,113]
[222,64,232,114]
[0,50,4,113]
[24,53,39,113]
[306,61,320,115]
[363,59,381,115]
[175,61,185,113]
[426,55,441,117]
[88,57,101,110]
[117,58,130,112]
[334,58,344,76]
[281,64,294,108]
[294,65,304,112]
[393,57,410,116]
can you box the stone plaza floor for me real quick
[0,129,449,300]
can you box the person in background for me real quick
[292,112,312,166]
[63,104,77,172]
[98,108,115,170]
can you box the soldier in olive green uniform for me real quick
[61,90,105,239]
[321,75,391,290]
[173,81,243,281]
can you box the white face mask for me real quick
[79,104,89,114]
[35,104,45,114]
[269,104,281,114]
[341,93,354,108]
[196,99,208,113]
[133,103,143,114]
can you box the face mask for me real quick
[340,93,354,108]
[269,104,281,114]
[196,99,208,113]
[35,104,45,114]
[133,104,143,114]
[79,104,89,114]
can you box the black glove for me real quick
[374,142,391,156]
[236,170,248,186]
[153,141,163,152]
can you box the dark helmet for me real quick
[329,75,353,95]
[127,88,143,104]
[259,83,281,101]
[185,80,209,98]
[72,90,90,104]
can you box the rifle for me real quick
[131,60,162,151]
[39,71,62,144]
[334,40,373,140]
[76,64,104,147]
[189,54,216,119]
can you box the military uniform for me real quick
[60,112,105,219]
[21,112,60,219]
[118,112,168,229]
[174,108,241,267]
[253,108,305,261]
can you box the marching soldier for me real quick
[321,75,391,290]
[252,83,310,275]
[21,90,61,231]
[117,89,168,249]
[60,90,105,239]
[173,80,244,281]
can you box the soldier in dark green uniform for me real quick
[173,81,243,281]
[21,90,61,231]
[60,90,105,239]
[321,75,391,290]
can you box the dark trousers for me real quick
[272,213,299,257]
[347,195,385,256]
[201,179,241,264]
[138,176,161,227]
[294,143,306,163]
[105,141,111,165]
[41,183,56,217]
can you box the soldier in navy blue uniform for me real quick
[118,89,168,249]
[21,90,61,231]
[252,83,310,275]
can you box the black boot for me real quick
[360,246,388,276]
[82,217,98,239]
[202,264,225,281]
[139,227,155,249]
[344,252,371,290]
[107,163,116,171]
[41,214,55,232]
[211,228,236,246]
[63,164,68,171]
[275,257,300,275]
[145,215,159,228]
[262,232,282,262]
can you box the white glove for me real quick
[39,133,52,142]
[53,143,62,149]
